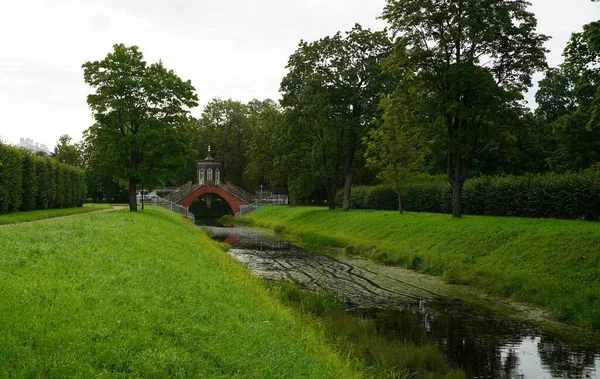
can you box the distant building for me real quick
[16,138,52,156]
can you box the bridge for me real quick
[162,147,254,216]
[161,147,288,217]
[164,181,255,216]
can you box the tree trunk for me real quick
[128,152,139,212]
[447,152,468,218]
[128,177,138,212]
[451,180,463,218]
[398,194,404,215]
[342,148,355,212]
[325,179,336,210]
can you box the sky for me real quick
[0,0,598,150]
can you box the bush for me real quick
[364,185,397,210]
[0,142,86,215]
[0,144,23,213]
[342,172,600,220]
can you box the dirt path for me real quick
[0,206,127,228]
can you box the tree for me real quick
[366,97,425,214]
[280,24,393,210]
[83,44,198,211]
[382,0,549,217]
[53,134,82,168]
[196,98,254,189]
[536,16,600,171]
[245,100,290,193]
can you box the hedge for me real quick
[0,142,86,214]
[336,172,600,220]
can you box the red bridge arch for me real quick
[177,186,250,216]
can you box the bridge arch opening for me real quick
[188,193,234,224]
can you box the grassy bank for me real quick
[242,206,600,328]
[0,207,358,378]
[0,203,112,225]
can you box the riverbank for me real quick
[241,206,600,328]
[0,207,359,377]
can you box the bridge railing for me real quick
[235,194,289,217]
[153,200,195,220]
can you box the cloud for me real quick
[0,0,597,148]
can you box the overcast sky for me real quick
[0,0,598,149]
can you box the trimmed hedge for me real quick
[337,172,600,220]
[0,142,86,214]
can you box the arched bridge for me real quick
[164,182,255,216]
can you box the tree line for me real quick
[72,0,598,217]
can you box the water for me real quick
[201,225,600,379]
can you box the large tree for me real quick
[195,98,254,189]
[382,0,548,217]
[536,17,600,171]
[280,24,392,210]
[245,100,290,193]
[83,44,198,211]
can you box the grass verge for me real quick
[0,206,359,378]
[242,206,600,328]
[0,204,112,225]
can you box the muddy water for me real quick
[201,225,600,379]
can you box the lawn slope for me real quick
[0,203,112,225]
[243,206,600,328]
[0,207,358,378]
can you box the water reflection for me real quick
[201,225,600,379]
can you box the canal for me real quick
[200,225,600,379]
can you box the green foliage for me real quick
[245,100,291,193]
[52,134,83,168]
[0,207,360,378]
[0,144,23,213]
[336,172,600,220]
[195,98,256,189]
[382,0,549,217]
[20,151,37,211]
[366,94,426,213]
[245,206,600,328]
[462,172,600,219]
[83,44,198,211]
[0,142,85,215]
[536,18,600,172]
[280,25,393,209]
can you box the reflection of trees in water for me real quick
[537,335,597,378]
[499,348,523,379]
[362,304,519,378]
[425,304,530,378]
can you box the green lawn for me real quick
[243,206,600,328]
[0,204,112,225]
[0,207,359,378]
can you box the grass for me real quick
[242,206,600,328]
[270,281,465,379]
[0,206,360,378]
[0,204,112,225]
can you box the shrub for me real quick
[343,172,600,220]
[0,142,86,215]
[0,144,23,213]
